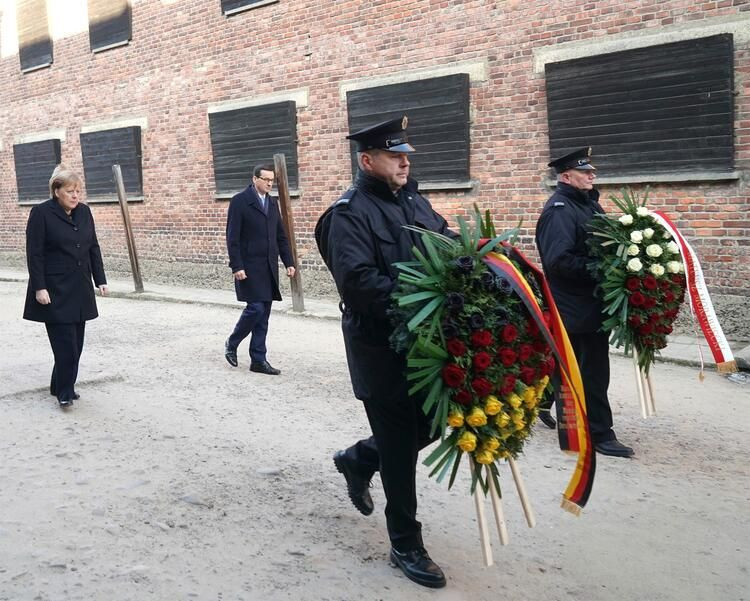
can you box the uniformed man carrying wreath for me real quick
[316,116,452,588]
[535,147,634,458]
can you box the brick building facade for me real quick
[1,1,748,321]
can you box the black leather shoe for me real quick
[58,398,73,408]
[538,410,556,429]
[224,339,238,367]
[390,547,446,589]
[50,391,80,400]
[595,439,634,458]
[250,361,280,375]
[333,451,373,516]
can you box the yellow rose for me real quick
[495,412,511,428]
[497,450,510,459]
[447,411,464,428]
[466,407,488,427]
[484,395,502,416]
[483,437,500,451]
[539,375,550,389]
[523,386,537,408]
[498,430,513,440]
[507,393,522,409]
[457,431,477,452]
[474,450,495,465]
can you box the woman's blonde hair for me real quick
[49,164,82,197]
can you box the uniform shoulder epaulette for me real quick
[334,188,357,207]
[553,201,565,207]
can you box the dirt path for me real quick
[1,281,748,601]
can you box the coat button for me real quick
[74,227,79,231]
[77,261,81,266]
[76,243,81,248]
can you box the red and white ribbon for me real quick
[651,211,737,374]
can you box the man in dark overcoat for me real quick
[315,117,452,589]
[23,169,107,408]
[224,164,295,375]
[535,147,634,457]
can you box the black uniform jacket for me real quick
[226,184,295,303]
[535,182,605,334]
[316,173,451,402]
[23,198,106,324]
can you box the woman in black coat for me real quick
[23,166,108,408]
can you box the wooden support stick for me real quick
[273,153,304,312]
[640,370,653,417]
[644,371,657,415]
[633,353,648,419]
[487,466,509,546]
[112,164,143,293]
[508,457,536,528]
[470,462,493,566]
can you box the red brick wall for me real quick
[1,0,748,294]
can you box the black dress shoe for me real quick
[50,391,80,400]
[333,451,373,516]
[390,547,446,589]
[538,410,556,429]
[594,439,635,458]
[224,339,238,367]
[250,361,280,375]
[58,398,73,408]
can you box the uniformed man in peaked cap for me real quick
[535,147,634,458]
[315,116,453,588]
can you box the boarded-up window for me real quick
[13,139,62,202]
[80,127,143,198]
[221,0,276,15]
[209,101,298,194]
[17,0,52,72]
[87,0,132,52]
[346,74,471,183]
[545,34,735,177]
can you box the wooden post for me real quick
[112,164,143,293]
[487,466,510,546]
[469,462,493,566]
[508,457,536,528]
[273,153,304,312]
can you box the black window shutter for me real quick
[88,0,132,51]
[545,34,734,176]
[346,73,471,183]
[221,0,266,14]
[13,139,62,202]
[80,127,143,197]
[17,0,52,71]
[209,101,298,193]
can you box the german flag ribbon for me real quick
[651,211,737,374]
[482,247,595,513]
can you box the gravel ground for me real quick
[0,280,748,601]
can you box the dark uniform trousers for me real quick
[46,322,86,402]
[342,378,437,552]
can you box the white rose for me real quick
[643,228,654,239]
[627,244,640,256]
[667,261,681,273]
[666,241,679,254]
[662,230,672,240]
[627,258,643,272]
[630,230,644,244]
[650,264,665,277]
[646,244,663,258]
[636,207,649,217]
[619,214,634,226]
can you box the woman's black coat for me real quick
[23,198,107,323]
[226,185,295,302]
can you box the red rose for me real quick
[630,292,646,307]
[446,338,467,357]
[664,291,675,303]
[644,296,657,309]
[532,340,546,353]
[659,280,671,291]
[498,347,517,367]
[501,324,518,343]
[518,344,534,362]
[546,356,556,372]
[442,364,466,388]
[519,366,536,385]
[638,324,654,336]
[629,315,642,327]
[643,275,658,290]
[665,325,673,335]
[626,277,640,291]
[454,389,472,406]
[471,330,493,348]
[472,351,493,372]
[500,375,517,396]
[525,319,539,336]
[471,377,494,397]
